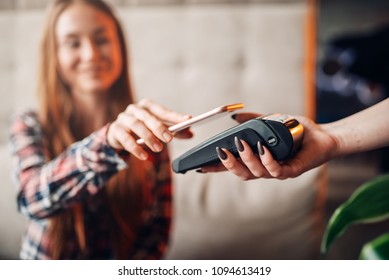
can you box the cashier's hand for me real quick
[199,113,338,180]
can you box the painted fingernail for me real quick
[234,136,244,152]
[163,132,172,142]
[257,141,264,156]
[216,147,227,160]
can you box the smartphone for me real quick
[136,103,244,145]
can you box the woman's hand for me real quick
[107,99,193,160]
[200,113,338,180]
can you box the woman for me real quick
[9,0,191,259]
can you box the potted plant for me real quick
[321,174,389,259]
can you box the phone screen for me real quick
[136,103,244,145]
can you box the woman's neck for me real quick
[71,90,110,136]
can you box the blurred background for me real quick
[316,0,389,259]
[0,0,388,260]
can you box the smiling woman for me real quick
[55,2,123,98]
[8,0,192,260]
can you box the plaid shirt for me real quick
[9,111,172,259]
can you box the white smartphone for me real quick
[136,103,244,145]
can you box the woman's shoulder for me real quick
[10,109,39,124]
[9,109,41,134]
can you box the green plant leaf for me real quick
[359,233,389,260]
[321,174,389,254]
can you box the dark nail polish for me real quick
[257,141,264,155]
[234,136,244,152]
[216,147,227,160]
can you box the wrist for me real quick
[321,121,348,159]
[106,123,119,149]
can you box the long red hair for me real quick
[36,0,147,259]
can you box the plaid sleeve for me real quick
[132,147,172,259]
[8,111,127,219]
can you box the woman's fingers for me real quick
[107,121,148,160]
[198,140,290,180]
[138,99,191,125]
[198,139,271,180]
[215,147,256,181]
[125,104,173,143]
[257,145,287,179]
[235,138,270,178]
[107,99,193,160]
[132,99,193,140]
[117,111,163,153]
